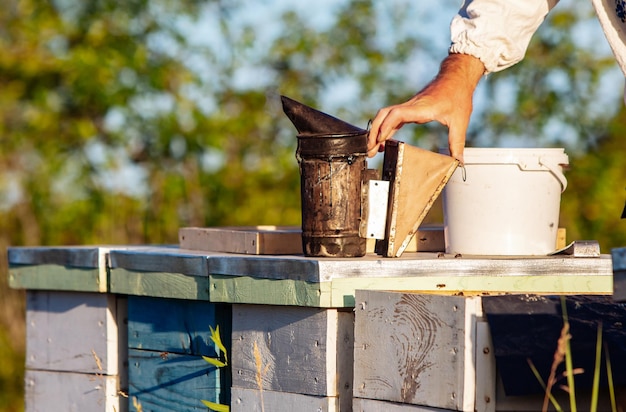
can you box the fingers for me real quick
[367,108,391,157]
[367,105,412,157]
[447,119,468,164]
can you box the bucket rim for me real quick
[440,147,569,165]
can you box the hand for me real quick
[367,53,485,163]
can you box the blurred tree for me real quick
[0,0,625,410]
[0,1,446,409]
[560,105,626,252]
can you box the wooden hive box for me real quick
[353,290,491,412]
[8,246,129,412]
[126,296,231,411]
[230,304,354,411]
[25,290,127,412]
[8,246,113,292]
[613,247,626,302]
[353,291,624,412]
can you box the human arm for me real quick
[366,53,484,162]
[367,0,560,162]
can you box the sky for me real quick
[64,0,626,199]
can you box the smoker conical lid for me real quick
[281,95,366,136]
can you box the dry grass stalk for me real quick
[253,340,267,412]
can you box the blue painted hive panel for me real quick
[127,296,231,410]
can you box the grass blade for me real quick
[561,297,577,412]
[590,321,603,412]
[604,342,617,412]
[527,358,562,412]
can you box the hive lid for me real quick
[281,95,366,136]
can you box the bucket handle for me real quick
[539,157,568,192]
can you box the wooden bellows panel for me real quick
[376,140,459,257]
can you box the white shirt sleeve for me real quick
[449,0,560,73]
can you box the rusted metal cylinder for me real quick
[297,131,368,257]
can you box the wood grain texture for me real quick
[110,268,210,300]
[231,304,353,400]
[128,349,223,411]
[8,246,101,267]
[353,397,450,411]
[231,387,339,412]
[332,274,612,308]
[353,290,479,411]
[474,321,496,412]
[179,226,303,255]
[8,246,137,293]
[10,265,102,292]
[376,141,458,257]
[613,247,626,302]
[109,248,210,277]
[26,291,125,375]
[209,274,329,307]
[25,369,123,412]
[127,296,228,357]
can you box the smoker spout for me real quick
[280,95,366,136]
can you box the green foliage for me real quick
[1,1,625,410]
[0,326,25,412]
[560,105,626,252]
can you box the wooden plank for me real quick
[110,246,229,298]
[10,265,102,292]
[109,248,210,277]
[367,226,445,254]
[376,141,458,257]
[231,304,353,400]
[179,226,302,255]
[353,398,451,411]
[110,268,210,300]
[8,246,100,266]
[308,254,613,281]
[353,290,479,411]
[209,274,330,307]
[231,387,339,412]
[331,274,612,308]
[474,321,496,412]
[26,291,126,375]
[209,272,611,309]
[8,246,110,292]
[25,369,123,412]
[612,247,626,301]
[209,254,320,282]
[128,349,223,412]
[127,296,228,357]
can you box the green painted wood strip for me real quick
[110,268,210,300]
[128,349,225,411]
[332,274,613,307]
[9,264,102,292]
[209,274,331,307]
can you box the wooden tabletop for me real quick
[8,245,614,307]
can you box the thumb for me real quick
[447,123,467,165]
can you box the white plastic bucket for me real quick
[442,148,569,255]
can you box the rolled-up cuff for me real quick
[449,0,557,74]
